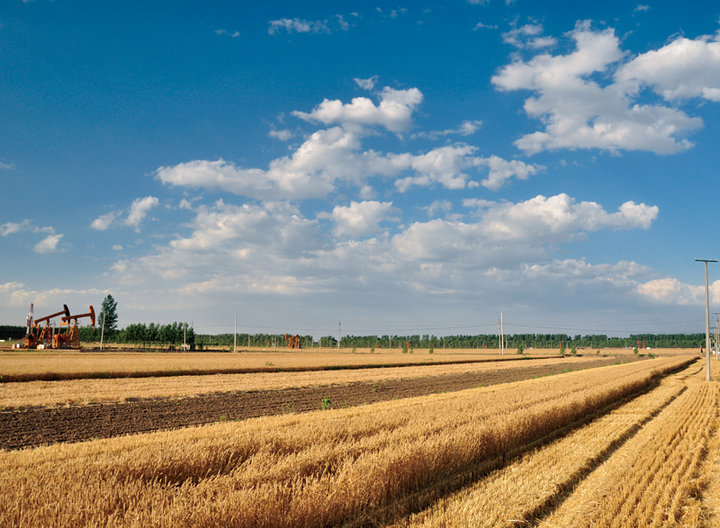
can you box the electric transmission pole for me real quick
[696,258,717,381]
[337,321,341,352]
[714,312,719,360]
[499,312,504,356]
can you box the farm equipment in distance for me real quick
[23,303,96,350]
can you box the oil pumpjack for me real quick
[23,303,95,349]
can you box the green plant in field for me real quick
[633,346,639,355]
[370,347,375,353]
[265,361,274,367]
[596,349,600,355]
[321,397,332,410]
[371,384,378,392]
[648,352,656,359]
[560,342,566,355]
[352,347,357,353]
[517,344,524,355]
[428,347,434,354]
[218,414,227,421]
[409,347,414,354]
[571,346,577,356]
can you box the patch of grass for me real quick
[321,397,332,410]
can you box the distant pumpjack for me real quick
[284,333,302,349]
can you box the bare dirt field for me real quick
[0,356,635,450]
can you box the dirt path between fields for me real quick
[0,357,631,450]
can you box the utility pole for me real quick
[696,258,717,381]
[500,312,504,355]
[100,312,105,351]
[713,312,720,359]
[337,321,341,352]
[233,315,237,353]
[183,322,187,351]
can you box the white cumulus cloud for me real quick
[124,196,160,229]
[268,18,330,35]
[33,234,63,254]
[492,22,703,155]
[292,86,423,133]
[616,33,720,102]
[324,200,398,238]
[90,212,117,231]
[636,277,709,305]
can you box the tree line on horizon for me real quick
[0,324,707,349]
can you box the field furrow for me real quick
[0,357,690,528]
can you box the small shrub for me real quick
[265,361,274,367]
[517,344,524,355]
[428,347,434,354]
[321,397,332,410]
[571,346,577,356]
[633,346,639,355]
[370,347,375,353]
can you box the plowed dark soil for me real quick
[0,357,631,450]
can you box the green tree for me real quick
[99,294,118,335]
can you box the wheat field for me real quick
[0,349,555,382]
[0,354,616,408]
[0,356,692,527]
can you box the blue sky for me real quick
[1,0,719,337]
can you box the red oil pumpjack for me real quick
[25,304,70,349]
[24,303,95,349]
[56,306,96,349]
[284,333,302,349]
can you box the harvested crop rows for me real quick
[0,355,702,528]
[0,356,625,449]
[0,349,551,382]
[0,354,624,408]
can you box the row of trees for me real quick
[334,333,707,349]
[78,322,196,348]
[0,325,707,349]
